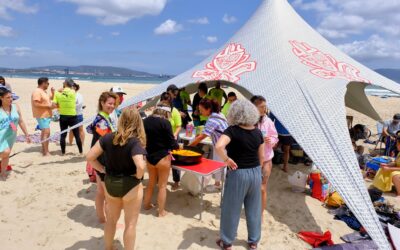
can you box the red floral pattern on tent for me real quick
[289,40,370,83]
[192,43,257,83]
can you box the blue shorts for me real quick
[77,115,84,123]
[36,118,52,130]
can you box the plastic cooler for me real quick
[366,157,391,171]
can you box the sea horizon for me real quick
[0,73,165,85]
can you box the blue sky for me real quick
[0,0,399,75]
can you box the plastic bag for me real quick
[288,171,307,192]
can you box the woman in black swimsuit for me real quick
[86,91,118,223]
[142,103,179,217]
[86,108,147,250]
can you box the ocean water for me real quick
[2,73,398,98]
[365,85,399,98]
[1,73,165,84]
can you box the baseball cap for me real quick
[393,114,400,121]
[167,84,179,92]
[0,85,19,100]
[110,86,126,95]
[64,78,76,87]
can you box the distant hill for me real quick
[0,65,165,78]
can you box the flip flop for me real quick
[216,239,232,250]
[248,242,258,249]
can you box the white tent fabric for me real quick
[120,1,399,248]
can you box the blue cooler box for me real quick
[366,157,391,171]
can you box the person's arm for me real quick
[86,141,106,173]
[165,121,179,150]
[215,134,237,170]
[33,100,52,108]
[189,134,207,146]
[173,109,182,138]
[132,155,146,179]
[222,91,228,105]
[16,104,31,143]
[268,119,279,146]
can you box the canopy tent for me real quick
[119,0,399,248]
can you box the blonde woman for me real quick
[87,108,147,250]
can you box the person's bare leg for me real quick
[41,128,51,156]
[0,148,11,179]
[95,174,106,223]
[282,145,290,172]
[261,160,272,222]
[79,126,85,147]
[68,131,74,145]
[104,192,122,250]
[143,163,157,210]
[393,175,400,197]
[122,184,143,250]
[157,157,171,217]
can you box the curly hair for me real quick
[227,99,259,126]
[113,108,146,147]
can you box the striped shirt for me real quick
[202,112,228,145]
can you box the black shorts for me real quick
[278,135,294,146]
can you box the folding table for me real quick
[172,158,226,220]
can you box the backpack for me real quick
[325,191,345,207]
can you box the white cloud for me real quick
[63,0,167,25]
[294,0,400,67]
[222,14,237,24]
[194,49,215,57]
[189,17,209,25]
[0,47,32,57]
[337,35,400,61]
[0,25,14,37]
[292,0,331,12]
[0,0,38,19]
[86,33,102,40]
[296,0,400,39]
[154,19,183,35]
[206,36,218,43]
[111,31,120,36]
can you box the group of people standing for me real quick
[84,81,288,250]
[1,76,292,249]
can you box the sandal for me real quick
[248,242,258,249]
[216,239,232,250]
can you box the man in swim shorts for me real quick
[31,77,54,156]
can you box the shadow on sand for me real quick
[67,204,103,229]
[65,237,123,250]
[178,226,248,249]
[266,164,322,234]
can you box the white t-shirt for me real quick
[75,93,84,116]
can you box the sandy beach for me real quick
[0,77,398,249]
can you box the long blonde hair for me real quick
[113,107,146,147]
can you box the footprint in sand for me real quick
[67,170,81,176]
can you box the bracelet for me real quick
[224,157,229,162]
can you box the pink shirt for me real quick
[257,116,279,161]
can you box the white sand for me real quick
[0,77,398,249]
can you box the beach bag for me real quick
[325,192,345,208]
[180,172,210,196]
[288,171,307,192]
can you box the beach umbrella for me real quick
[120,1,399,248]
